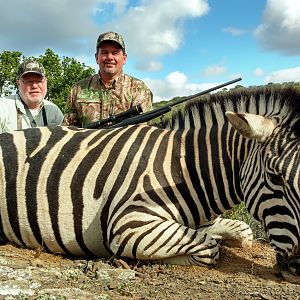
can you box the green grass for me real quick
[223,203,268,240]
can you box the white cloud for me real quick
[0,0,100,56]
[222,27,245,36]
[254,68,265,77]
[254,0,300,55]
[135,60,163,72]
[264,66,300,84]
[0,0,210,73]
[103,0,210,58]
[202,65,226,77]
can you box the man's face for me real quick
[17,73,47,109]
[96,41,127,79]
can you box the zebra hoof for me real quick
[220,238,252,248]
[241,239,253,248]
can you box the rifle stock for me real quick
[83,104,143,129]
[84,77,242,129]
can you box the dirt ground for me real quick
[0,241,299,300]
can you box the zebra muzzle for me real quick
[288,255,300,276]
[276,253,300,284]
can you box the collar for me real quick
[98,72,124,88]
[16,93,44,114]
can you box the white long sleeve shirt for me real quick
[0,94,64,133]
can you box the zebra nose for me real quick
[288,256,300,276]
[277,253,300,284]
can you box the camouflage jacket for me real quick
[63,72,153,126]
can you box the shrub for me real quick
[223,203,268,240]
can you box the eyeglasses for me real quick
[22,78,46,87]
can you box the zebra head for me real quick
[226,110,300,280]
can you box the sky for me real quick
[1,0,300,102]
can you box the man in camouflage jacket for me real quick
[64,31,153,127]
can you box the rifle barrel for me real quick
[169,77,242,107]
[109,77,242,128]
[84,77,242,129]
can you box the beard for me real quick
[18,86,47,109]
[103,64,118,76]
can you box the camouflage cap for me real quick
[96,31,125,51]
[18,60,45,78]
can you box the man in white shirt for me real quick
[0,59,63,133]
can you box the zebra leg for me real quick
[108,219,221,266]
[197,217,253,248]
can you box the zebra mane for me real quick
[161,85,300,136]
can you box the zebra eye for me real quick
[267,173,283,185]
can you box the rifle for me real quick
[84,77,242,129]
[83,104,143,129]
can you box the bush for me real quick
[223,203,268,240]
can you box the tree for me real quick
[0,51,22,96]
[37,49,96,111]
[0,49,95,111]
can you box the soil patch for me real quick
[0,241,299,299]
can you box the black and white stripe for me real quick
[0,86,299,276]
[163,85,300,274]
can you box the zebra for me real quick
[162,84,300,278]
[0,85,299,280]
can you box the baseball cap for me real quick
[18,60,45,78]
[96,31,125,51]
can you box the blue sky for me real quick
[1,0,300,102]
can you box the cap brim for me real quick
[98,39,125,50]
[20,71,45,77]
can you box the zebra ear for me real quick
[225,111,276,142]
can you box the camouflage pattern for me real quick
[96,32,125,51]
[63,73,153,126]
[18,60,45,78]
